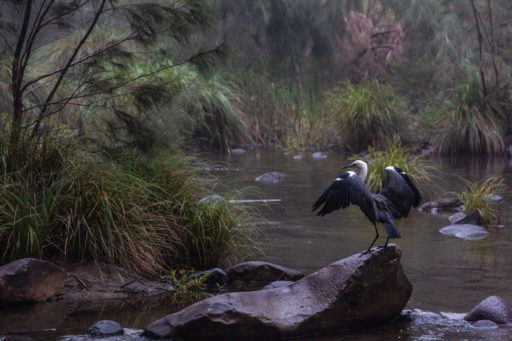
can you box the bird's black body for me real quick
[312,165,421,252]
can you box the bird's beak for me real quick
[342,162,354,169]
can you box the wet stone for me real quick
[189,268,227,290]
[472,320,499,329]
[439,224,489,240]
[262,281,293,290]
[293,155,304,160]
[198,194,224,205]
[87,320,123,337]
[255,172,285,184]
[312,152,328,159]
[464,296,512,324]
[231,148,246,154]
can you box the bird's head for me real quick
[343,160,368,180]
[343,160,365,170]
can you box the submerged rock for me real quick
[472,320,499,329]
[225,261,303,291]
[144,245,411,340]
[451,211,484,225]
[312,152,328,159]
[198,194,224,205]
[419,198,463,214]
[231,148,246,154]
[87,320,123,337]
[0,258,68,304]
[464,296,512,324]
[293,155,304,160]
[483,194,503,202]
[254,172,285,184]
[439,224,489,240]
[262,280,294,290]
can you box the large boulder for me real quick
[464,296,512,324]
[226,261,303,291]
[0,258,68,304]
[144,245,411,340]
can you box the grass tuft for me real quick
[428,76,505,155]
[0,136,257,277]
[355,137,432,193]
[458,176,504,225]
[324,79,409,153]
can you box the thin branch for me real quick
[487,0,499,89]
[470,0,488,97]
[22,33,134,93]
[32,0,108,137]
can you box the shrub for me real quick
[324,79,409,152]
[458,176,504,225]
[428,76,505,155]
[0,137,256,277]
[355,138,432,193]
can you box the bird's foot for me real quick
[377,244,388,249]
[359,249,373,256]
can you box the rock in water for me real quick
[0,258,68,304]
[144,245,411,340]
[439,224,489,240]
[87,320,123,337]
[464,296,512,324]
[254,172,285,184]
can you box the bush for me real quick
[0,137,256,277]
[458,176,504,225]
[324,79,409,152]
[428,76,505,155]
[355,138,432,193]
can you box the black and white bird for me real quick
[312,160,421,253]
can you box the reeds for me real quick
[324,79,409,153]
[357,137,432,193]
[0,136,256,277]
[429,76,505,155]
[458,176,504,225]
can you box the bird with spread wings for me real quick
[312,160,421,253]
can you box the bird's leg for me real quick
[361,223,379,255]
[378,237,389,249]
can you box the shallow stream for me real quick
[1,150,512,340]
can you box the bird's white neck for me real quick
[355,160,368,181]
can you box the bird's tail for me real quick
[383,220,401,239]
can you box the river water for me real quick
[1,149,512,340]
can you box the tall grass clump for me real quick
[231,70,340,152]
[0,136,256,277]
[429,76,505,155]
[457,176,504,225]
[356,138,432,192]
[324,79,409,152]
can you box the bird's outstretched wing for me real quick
[312,172,376,222]
[379,167,421,218]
